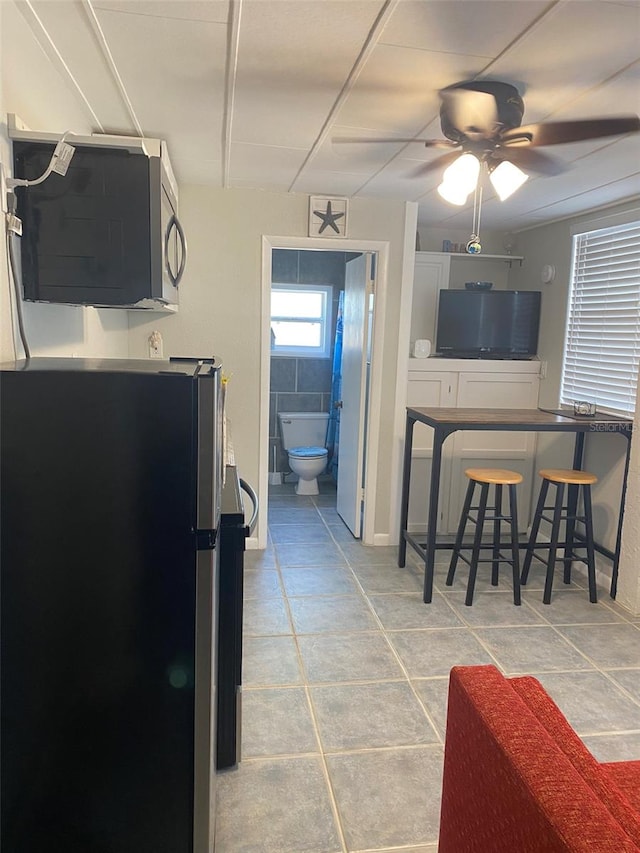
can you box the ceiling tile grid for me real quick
[4,0,640,229]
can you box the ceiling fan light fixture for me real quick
[437,153,480,205]
[489,160,528,201]
[437,180,470,206]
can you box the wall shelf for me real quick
[445,252,524,266]
[417,251,524,267]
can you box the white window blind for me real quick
[561,219,640,416]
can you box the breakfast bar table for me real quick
[398,407,633,603]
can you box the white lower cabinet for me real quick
[407,358,541,535]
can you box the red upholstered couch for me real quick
[438,665,640,852]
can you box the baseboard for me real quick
[372,533,390,546]
[245,536,259,551]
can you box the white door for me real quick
[336,253,373,537]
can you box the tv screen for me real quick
[435,290,541,358]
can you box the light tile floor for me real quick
[215,481,640,853]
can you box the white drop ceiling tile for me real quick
[161,124,225,170]
[231,0,385,147]
[229,142,308,189]
[172,156,223,187]
[336,43,491,136]
[95,9,226,155]
[550,62,640,120]
[28,1,135,133]
[380,0,549,57]
[521,177,640,225]
[293,169,374,197]
[2,2,96,134]
[551,145,640,192]
[326,117,448,166]
[312,127,418,174]
[487,1,640,123]
[357,157,439,200]
[542,133,640,173]
[92,1,229,24]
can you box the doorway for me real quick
[259,236,389,550]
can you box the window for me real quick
[270,284,333,358]
[561,217,640,416]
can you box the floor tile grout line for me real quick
[271,492,444,848]
[317,532,448,746]
[246,486,640,852]
[271,510,350,853]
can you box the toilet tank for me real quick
[278,412,329,450]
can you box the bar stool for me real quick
[521,468,598,605]
[447,468,522,606]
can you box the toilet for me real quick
[278,412,330,495]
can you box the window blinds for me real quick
[561,220,640,416]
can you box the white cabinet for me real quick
[410,251,525,357]
[410,253,450,350]
[407,358,540,534]
[405,368,455,534]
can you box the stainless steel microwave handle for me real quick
[165,214,187,287]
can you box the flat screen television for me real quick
[435,289,541,359]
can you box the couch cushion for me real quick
[603,761,640,813]
[511,675,640,846]
[439,665,640,852]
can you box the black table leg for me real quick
[398,415,415,568]
[423,426,446,603]
[573,431,586,470]
[611,430,633,599]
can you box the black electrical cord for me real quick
[5,194,30,359]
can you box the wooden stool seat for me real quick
[539,468,598,486]
[522,468,597,604]
[466,468,524,486]
[447,468,522,606]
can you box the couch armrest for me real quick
[511,675,640,846]
[439,666,640,852]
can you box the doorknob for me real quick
[334,400,343,409]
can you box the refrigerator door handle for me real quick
[239,479,258,534]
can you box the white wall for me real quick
[0,1,129,363]
[509,199,640,613]
[127,185,412,543]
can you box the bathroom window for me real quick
[271,284,333,358]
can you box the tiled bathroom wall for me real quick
[270,249,353,473]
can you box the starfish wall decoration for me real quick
[308,196,348,238]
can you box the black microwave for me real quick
[12,135,185,310]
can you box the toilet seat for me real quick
[289,446,328,459]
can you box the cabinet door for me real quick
[411,253,450,349]
[446,372,540,533]
[406,371,456,534]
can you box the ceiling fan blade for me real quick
[501,116,640,147]
[494,147,565,176]
[439,88,499,137]
[408,150,462,178]
[332,135,456,149]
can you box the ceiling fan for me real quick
[335,80,640,204]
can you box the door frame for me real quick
[259,235,389,549]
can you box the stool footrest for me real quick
[456,553,517,568]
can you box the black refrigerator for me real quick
[0,356,222,853]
